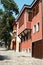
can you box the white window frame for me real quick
[33,25,36,33]
[33,22,40,33]
[36,23,39,32]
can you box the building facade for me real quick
[12,0,43,58]
[10,22,17,50]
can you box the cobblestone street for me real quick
[0,48,43,65]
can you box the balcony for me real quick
[26,22,31,29]
[18,22,31,35]
[18,29,31,43]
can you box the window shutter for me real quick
[36,23,39,32]
[36,24,38,32]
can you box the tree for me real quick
[0,9,3,15]
[0,0,19,48]
[0,9,4,40]
[1,0,19,14]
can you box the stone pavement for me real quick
[0,48,43,65]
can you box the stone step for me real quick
[0,48,43,65]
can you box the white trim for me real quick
[33,22,40,33]
[13,30,17,33]
[12,39,15,42]
[36,24,38,32]
[33,25,36,33]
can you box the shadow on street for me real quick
[0,55,10,60]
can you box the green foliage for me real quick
[0,9,3,15]
[0,0,19,49]
[1,0,19,14]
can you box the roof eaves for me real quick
[15,0,37,22]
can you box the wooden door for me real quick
[32,40,43,58]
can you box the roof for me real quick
[15,0,37,21]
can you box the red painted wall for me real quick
[18,9,31,35]
[17,0,42,53]
[31,1,42,42]
[20,39,32,52]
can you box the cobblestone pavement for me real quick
[0,48,43,65]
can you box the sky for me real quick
[14,0,34,17]
[0,0,33,18]
[14,0,33,11]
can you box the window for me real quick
[33,7,36,17]
[25,32,31,40]
[36,23,39,32]
[32,2,39,18]
[36,3,39,15]
[33,25,36,33]
[21,32,31,42]
[28,32,31,39]
[33,23,40,33]
[25,33,29,40]
[21,36,25,42]
[28,12,32,21]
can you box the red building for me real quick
[12,0,43,58]
[10,22,17,50]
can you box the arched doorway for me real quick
[12,41,16,50]
[19,43,21,52]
